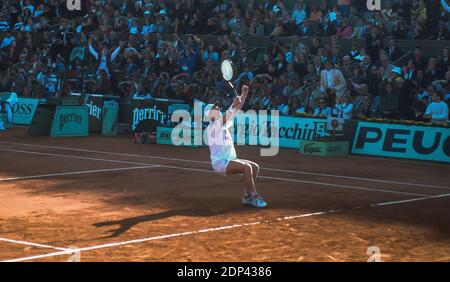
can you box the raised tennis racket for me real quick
[220,59,238,97]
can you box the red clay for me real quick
[0,128,449,262]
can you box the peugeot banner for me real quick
[352,121,450,163]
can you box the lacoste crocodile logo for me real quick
[304,143,322,154]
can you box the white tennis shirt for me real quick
[206,106,237,162]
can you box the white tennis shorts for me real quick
[211,159,230,176]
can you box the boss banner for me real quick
[12,98,40,125]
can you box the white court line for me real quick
[0,238,70,252]
[4,192,450,262]
[0,165,161,182]
[279,209,342,220]
[371,193,450,207]
[258,175,425,197]
[0,142,210,164]
[0,148,429,197]
[261,167,450,191]
[1,141,448,191]
[352,155,450,167]
[0,148,158,167]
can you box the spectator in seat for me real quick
[178,46,197,74]
[88,38,123,78]
[0,31,16,49]
[312,98,332,117]
[403,60,418,81]
[96,70,113,94]
[123,56,139,78]
[365,26,383,62]
[437,47,450,73]
[425,92,449,123]
[332,94,353,120]
[337,0,351,19]
[353,84,375,118]
[202,44,219,64]
[366,65,382,97]
[424,58,442,86]
[385,38,403,62]
[320,59,347,103]
[336,20,353,39]
[280,95,305,116]
[349,62,367,87]
[292,2,307,26]
[412,46,427,71]
[236,48,254,72]
[303,76,325,110]
[379,81,399,119]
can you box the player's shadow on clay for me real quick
[93,207,248,238]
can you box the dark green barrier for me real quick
[102,106,119,136]
[28,105,55,135]
[70,93,120,133]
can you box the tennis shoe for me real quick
[242,193,267,208]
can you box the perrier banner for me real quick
[50,106,89,137]
[130,98,185,133]
[83,94,120,133]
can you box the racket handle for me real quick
[227,81,238,97]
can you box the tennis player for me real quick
[204,85,267,208]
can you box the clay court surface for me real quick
[0,127,449,262]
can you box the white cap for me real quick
[203,104,214,121]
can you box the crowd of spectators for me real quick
[0,0,449,124]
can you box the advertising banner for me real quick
[233,114,328,149]
[11,98,40,125]
[85,95,103,132]
[70,93,120,133]
[50,106,89,137]
[156,127,174,146]
[157,126,206,147]
[352,121,450,163]
[299,140,350,157]
[130,98,184,133]
[102,106,119,136]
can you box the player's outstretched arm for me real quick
[223,85,249,125]
[237,85,249,111]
